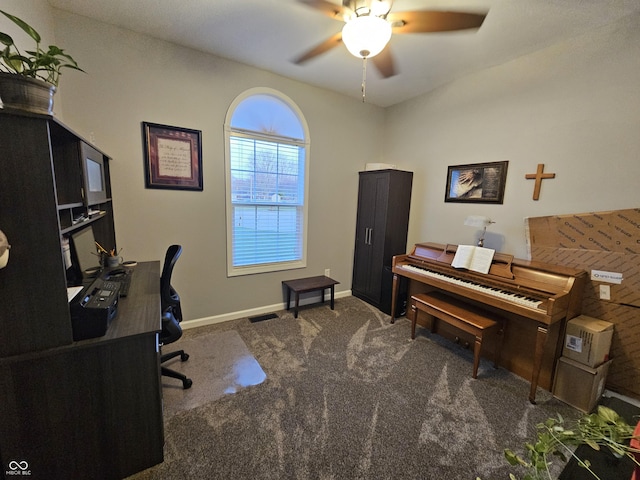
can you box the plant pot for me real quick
[0,72,56,115]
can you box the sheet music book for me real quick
[451,245,495,274]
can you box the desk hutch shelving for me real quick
[0,111,164,479]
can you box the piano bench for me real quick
[410,292,505,379]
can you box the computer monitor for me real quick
[81,142,108,206]
[70,225,101,275]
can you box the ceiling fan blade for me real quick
[372,47,396,78]
[388,10,486,34]
[293,32,343,64]
[297,0,349,20]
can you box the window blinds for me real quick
[229,136,304,267]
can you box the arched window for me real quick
[224,88,309,276]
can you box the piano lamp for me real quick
[464,215,494,247]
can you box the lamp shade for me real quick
[342,15,392,59]
[464,215,493,228]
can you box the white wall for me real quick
[385,12,640,259]
[45,9,386,322]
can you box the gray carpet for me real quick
[128,296,580,480]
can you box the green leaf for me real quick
[6,53,31,72]
[585,439,600,451]
[60,64,85,73]
[0,10,41,43]
[58,52,80,67]
[0,32,14,47]
[6,58,23,72]
[504,449,525,466]
[534,442,549,453]
[598,405,621,424]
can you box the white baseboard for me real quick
[603,389,640,408]
[181,290,353,330]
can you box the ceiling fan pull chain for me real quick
[361,57,367,102]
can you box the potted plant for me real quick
[501,405,640,480]
[0,9,84,115]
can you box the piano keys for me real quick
[391,242,587,403]
[399,263,545,310]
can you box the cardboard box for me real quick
[525,208,640,254]
[528,246,640,307]
[553,357,612,413]
[525,208,640,307]
[365,163,396,171]
[581,297,640,399]
[526,208,640,401]
[563,315,614,367]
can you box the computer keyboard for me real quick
[103,268,134,297]
[116,274,132,297]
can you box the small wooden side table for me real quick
[282,276,340,318]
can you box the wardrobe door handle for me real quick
[368,228,373,245]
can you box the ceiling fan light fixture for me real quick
[370,0,393,17]
[341,15,392,59]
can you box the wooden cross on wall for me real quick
[525,164,556,200]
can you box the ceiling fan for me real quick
[294,0,487,78]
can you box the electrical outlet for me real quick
[599,285,611,300]
[324,268,330,277]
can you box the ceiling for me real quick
[47,0,639,107]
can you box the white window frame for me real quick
[224,87,310,277]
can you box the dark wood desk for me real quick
[283,276,339,318]
[0,262,163,479]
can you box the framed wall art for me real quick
[142,122,203,191]
[445,161,508,204]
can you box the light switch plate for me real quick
[599,284,611,300]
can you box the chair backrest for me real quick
[161,308,182,345]
[160,244,182,313]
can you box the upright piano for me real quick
[391,242,587,403]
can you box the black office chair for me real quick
[159,245,192,389]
